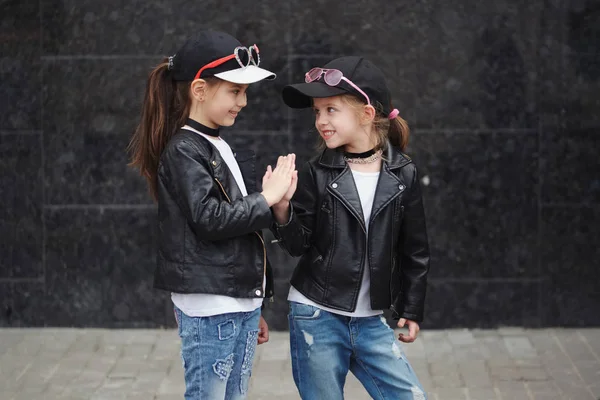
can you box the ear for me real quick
[361,104,376,125]
[190,79,208,102]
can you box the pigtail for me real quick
[388,114,410,151]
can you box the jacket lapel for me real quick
[318,142,414,230]
[327,167,366,232]
[369,163,404,222]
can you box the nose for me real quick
[238,92,247,108]
[316,112,327,127]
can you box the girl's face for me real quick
[313,96,372,152]
[202,80,249,128]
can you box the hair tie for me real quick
[167,55,174,70]
[388,108,399,120]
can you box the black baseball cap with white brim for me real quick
[169,30,276,84]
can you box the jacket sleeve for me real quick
[271,162,318,257]
[395,164,430,322]
[159,140,273,241]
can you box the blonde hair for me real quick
[341,95,410,151]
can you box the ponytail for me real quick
[127,58,192,201]
[388,114,410,151]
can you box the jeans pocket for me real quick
[290,302,322,320]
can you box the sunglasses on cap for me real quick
[304,67,371,105]
[194,45,260,81]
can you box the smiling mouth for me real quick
[321,130,336,139]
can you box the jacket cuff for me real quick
[271,203,295,241]
[400,303,424,322]
[391,298,424,322]
[275,203,294,228]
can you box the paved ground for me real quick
[0,327,599,400]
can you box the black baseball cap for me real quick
[282,56,392,115]
[170,30,276,84]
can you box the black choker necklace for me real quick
[186,118,220,137]
[343,148,376,158]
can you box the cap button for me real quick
[331,183,338,189]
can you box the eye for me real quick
[327,107,336,113]
[232,89,240,94]
[313,108,320,115]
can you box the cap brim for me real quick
[282,82,347,108]
[214,65,276,84]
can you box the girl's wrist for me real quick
[273,201,289,211]
[272,202,290,225]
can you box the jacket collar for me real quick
[320,140,413,231]
[318,140,412,170]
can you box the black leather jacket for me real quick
[273,144,430,321]
[154,129,274,301]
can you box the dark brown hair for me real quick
[128,58,200,201]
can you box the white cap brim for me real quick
[214,65,276,84]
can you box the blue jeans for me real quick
[174,306,261,400]
[288,301,427,400]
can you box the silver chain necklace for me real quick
[344,149,383,164]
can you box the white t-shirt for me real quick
[288,169,383,317]
[171,125,264,317]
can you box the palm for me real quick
[263,167,297,204]
[283,175,297,202]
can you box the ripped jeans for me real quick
[288,301,427,400]
[174,306,261,400]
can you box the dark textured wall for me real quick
[1,0,599,329]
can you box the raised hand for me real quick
[280,153,297,204]
[261,154,295,207]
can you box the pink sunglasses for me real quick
[304,68,371,105]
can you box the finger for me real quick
[399,322,417,343]
[287,155,296,174]
[263,165,272,178]
[275,156,289,174]
[257,326,265,344]
[397,318,406,328]
[290,170,299,190]
[261,170,269,185]
[410,324,420,341]
[282,154,293,172]
[258,329,269,344]
[398,333,415,343]
[275,156,284,169]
